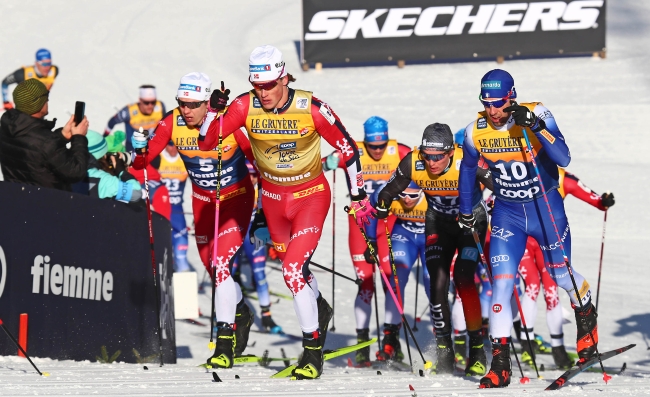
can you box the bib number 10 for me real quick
[495,161,527,181]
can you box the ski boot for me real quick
[574,301,598,363]
[465,330,487,376]
[431,334,455,374]
[355,328,371,367]
[376,323,404,362]
[479,338,512,388]
[552,345,574,369]
[207,323,235,368]
[292,330,324,380]
[534,334,552,354]
[454,334,467,367]
[261,305,283,334]
[234,300,253,356]
[317,294,333,346]
[520,336,537,367]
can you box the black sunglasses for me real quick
[177,99,205,109]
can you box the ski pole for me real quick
[412,257,420,331]
[309,260,362,285]
[384,220,413,371]
[347,207,432,371]
[373,271,382,353]
[139,127,164,366]
[520,127,608,381]
[331,169,336,332]
[471,228,531,383]
[595,209,608,311]
[0,319,49,376]
[208,100,225,351]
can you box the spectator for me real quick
[0,79,88,191]
[104,85,166,151]
[2,49,59,110]
[73,131,142,203]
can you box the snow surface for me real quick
[1,0,650,395]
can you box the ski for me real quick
[545,344,635,390]
[270,338,378,378]
[199,350,297,368]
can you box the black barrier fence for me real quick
[0,182,176,364]
[302,0,606,66]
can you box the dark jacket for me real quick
[0,109,88,191]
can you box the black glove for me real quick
[503,103,545,133]
[457,213,476,229]
[363,241,378,264]
[601,192,615,208]
[210,81,230,111]
[249,209,269,244]
[112,155,127,176]
[375,199,390,220]
[119,170,136,182]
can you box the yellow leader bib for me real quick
[23,65,57,90]
[390,194,427,234]
[245,90,321,186]
[126,101,164,133]
[358,139,401,194]
[410,147,463,216]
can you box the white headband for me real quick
[139,87,156,100]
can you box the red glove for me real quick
[348,195,376,227]
[3,102,13,110]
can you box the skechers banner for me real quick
[302,0,605,65]
[0,182,176,363]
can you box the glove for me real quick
[503,103,545,132]
[457,213,476,229]
[249,209,270,250]
[209,81,230,111]
[131,129,148,153]
[323,152,339,171]
[601,192,615,208]
[375,199,390,220]
[3,102,13,110]
[111,153,127,176]
[363,241,378,264]
[347,193,377,227]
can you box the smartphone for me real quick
[74,101,85,125]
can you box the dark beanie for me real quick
[420,123,454,151]
[13,79,49,115]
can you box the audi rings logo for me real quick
[500,187,540,199]
[491,255,510,264]
[0,245,6,299]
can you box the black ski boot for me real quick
[432,334,455,374]
[376,323,404,362]
[207,323,235,368]
[479,339,512,388]
[292,331,324,380]
[520,335,537,367]
[454,334,467,367]
[261,305,283,334]
[552,345,574,369]
[316,294,333,346]
[574,301,598,362]
[355,328,371,366]
[465,330,487,376]
[234,300,253,356]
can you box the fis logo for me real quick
[305,1,603,40]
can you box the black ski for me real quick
[546,344,635,390]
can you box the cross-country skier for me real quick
[322,116,410,366]
[198,45,374,379]
[376,123,493,375]
[458,69,600,388]
[2,49,58,110]
[131,72,256,369]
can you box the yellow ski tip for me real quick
[538,375,544,379]
[42,372,50,377]
[423,361,433,370]
[208,341,216,350]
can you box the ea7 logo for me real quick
[305,1,603,41]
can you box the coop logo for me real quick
[0,245,6,299]
[31,255,113,302]
[305,1,603,41]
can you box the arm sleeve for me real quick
[52,66,59,79]
[476,157,494,192]
[233,128,255,166]
[398,142,412,160]
[105,106,130,133]
[311,97,365,197]
[562,171,605,210]
[2,68,24,102]
[198,93,250,150]
[132,111,173,170]
[47,134,89,183]
[377,154,413,206]
[459,123,480,214]
[88,167,119,199]
[532,105,571,168]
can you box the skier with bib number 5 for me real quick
[458,69,599,388]
[198,45,374,380]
